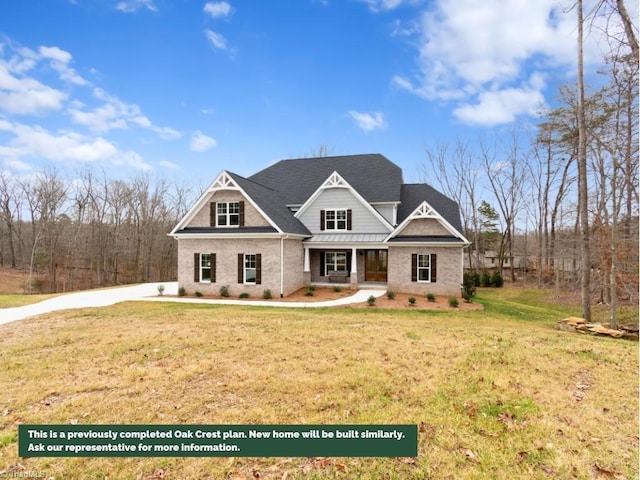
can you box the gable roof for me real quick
[248,153,403,205]
[397,184,464,233]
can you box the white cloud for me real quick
[204,1,232,18]
[38,46,72,64]
[393,0,612,125]
[116,0,157,13]
[347,110,386,132]
[190,131,217,152]
[361,0,405,12]
[204,29,228,50]
[0,64,67,115]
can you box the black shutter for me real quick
[210,202,216,227]
[320,210,325,231]
[194,253,200,282]
[346,251,352,276]
[238,254,243,283]
[211,253,216,283]
[238,201,245,226]
[431,254,437,282]
[347,209,352,230]
[320,252,325,276]
[255,254,262,285]
[411,254,417,282]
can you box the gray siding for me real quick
[297,188,390,234]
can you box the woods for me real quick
[0,169,197,293]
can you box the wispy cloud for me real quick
[204,29,228,51]
[116,0,157,13]
[204,1,232,19]
[360,0,405,13]
[347,110,386,132]
[190,131,217,152]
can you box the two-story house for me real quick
[170,154,470,298]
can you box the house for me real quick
[169,154,470,298]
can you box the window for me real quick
[244,254,256,283]
[194,253,215,283]
[217,202,240,226]
[411,253,437,283]
[321,209,351,231]
[325,252,347,273]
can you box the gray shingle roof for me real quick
[248,154,403,204]
[398,184,464,234]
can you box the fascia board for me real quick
[385,200,470,244]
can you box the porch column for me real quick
[304,247,310,272]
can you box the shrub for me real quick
[386,290,396,300]
[468,271,481,286]
[219,285,230,297]
[461,272,477,302]
[449,297,459,308]
[304,287,315,296]
[332,285,343,293]
[408,296,416,306]
[239,292,250,299]
[262,289,272,299]
[195,291,203,298]
[156,284,165,296]
[426,292,436,302]
[178,286,186,297]
[367,295,376,306]
[480,270,492,287]
[308,285,316,292]
[490,271,504,288]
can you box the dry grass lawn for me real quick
[0,287,637,479]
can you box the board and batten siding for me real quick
[297,188,391,234]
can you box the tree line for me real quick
[0,168,198,293]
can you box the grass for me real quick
[0,293,60,308]
[0,287,637,479]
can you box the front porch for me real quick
[303,246,389,288]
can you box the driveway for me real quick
[1,283,384,325]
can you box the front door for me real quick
[365,250,388,282]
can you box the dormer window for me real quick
[320,209,352,231]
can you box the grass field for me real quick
[0,288,637,479]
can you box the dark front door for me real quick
[365,250,388,282]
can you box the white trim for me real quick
[385,200,470,244]
[293,171,393,232]
[169,170,283,236]
[171,233,306,240]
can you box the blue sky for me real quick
[0,0,629,186]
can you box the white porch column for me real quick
[303,247,310,272]
[350,247,357,274]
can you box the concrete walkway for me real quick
[0,282,385,325]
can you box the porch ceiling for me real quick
[304,233,388,243]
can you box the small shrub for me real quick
[469,271,481,286]
[219,285,230,297]
[408,296,416,306]
[308,285,316,292]
[426,292,436,302]
[449,297,459,308]
[195,291,203,298]
[490,271,504,288]
[178,286,186,297]
[386,290,396,300]
[480,270,492,287]
[367,295,376,306]
[461,272,477,302]
[156,284,165,296]
[262,289,273,299]
[304,287,315,296]
[332,285,343,293]
[239,292,250,299]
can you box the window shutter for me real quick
[320,252,325,276]
[346,251,352,276]
[411,254,417,282]
[238,254,243,283]
[194,253,200,282]
[431,254,437,282]
[347,209,352,230]
[256,254,262,285]
[320,210,325,231]
[238,201,245,226]
[210,202,216,227]
[211,253,216,283]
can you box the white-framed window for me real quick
[200,253,212,282]
[244,254,257,284]
[217,202,240,226]
[325,209,347,230]
[417,254,431,282]
[325,252,347,273]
